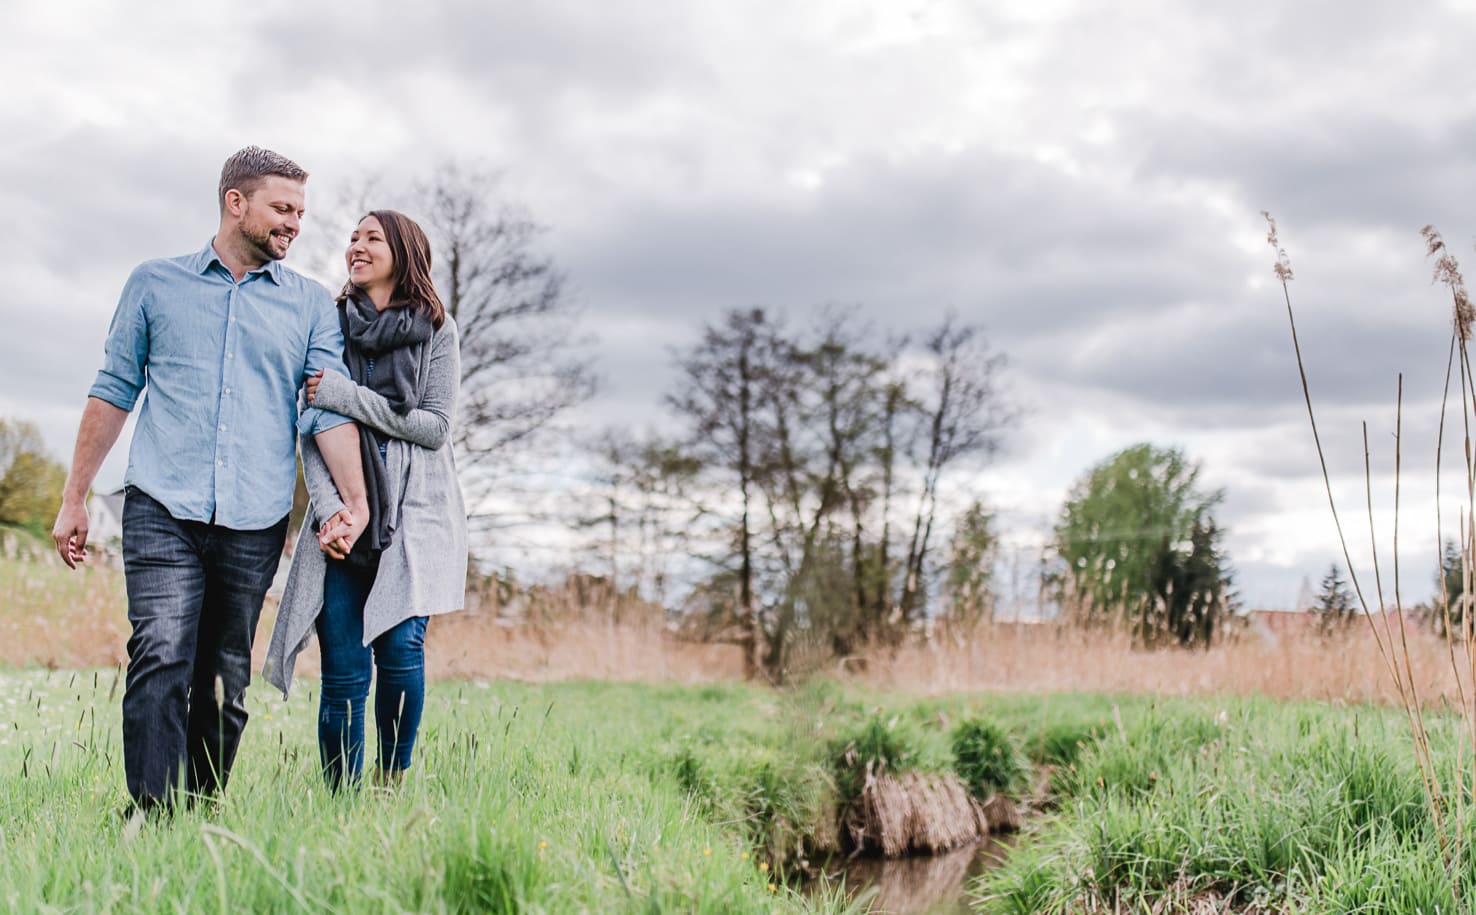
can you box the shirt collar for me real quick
[196,238,284,285]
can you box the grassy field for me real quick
[10,663,1475,913]
[0,671,865,913]
[0,664,1149,913]
[13,533,1476,911]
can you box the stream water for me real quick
[808,835,1016,914]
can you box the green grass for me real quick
[13,664,1476,913]
[0,672,875,913]
[0,669,1140,913]
[974,696,1476,913]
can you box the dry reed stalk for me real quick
[1263,213,1476,893]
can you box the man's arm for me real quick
[52,397,130,569]
[313,423,370,553]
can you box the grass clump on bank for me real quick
[830,713,926,799]
[951,719,1028,798]
[976,697,1466,913]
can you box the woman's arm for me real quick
[310,323,460,449]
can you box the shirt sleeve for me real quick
[296,288,354,436]
[87,265,152,411]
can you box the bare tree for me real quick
[894,315,1010,628]
[662,307,1011,679]
[416,164,596,519]
[668,308,789,678]
[584,430,701,614]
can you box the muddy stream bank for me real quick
[800,767,1049,914]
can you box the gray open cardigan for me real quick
[263,316,467,698]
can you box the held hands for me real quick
[318,505,370,559]
[52,498,90,569]
[304,369,325,405]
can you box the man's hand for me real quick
[52,398,130,571]
[318,505,370,560]
[52,497,90,569]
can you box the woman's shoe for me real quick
[371,767,406,792]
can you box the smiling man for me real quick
[52,146,370,813]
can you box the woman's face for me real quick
[346,215,394,293]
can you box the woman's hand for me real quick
[305,369,325,405]
[318,508,355,559]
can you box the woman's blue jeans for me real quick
[317,560,428,790]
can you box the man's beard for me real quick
[238,220,290,262]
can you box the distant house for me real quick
[87,488,126,562]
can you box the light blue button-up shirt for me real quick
[88,239,352,530]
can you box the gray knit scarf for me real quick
[335,291,434,567]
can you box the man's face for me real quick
[231,176,306,263]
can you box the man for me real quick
[52,146,368,812]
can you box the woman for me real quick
[264,210,467,791]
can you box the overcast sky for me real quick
[5,0,1476,610]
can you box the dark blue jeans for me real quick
[120,487,287,808]
[317,560,428,790]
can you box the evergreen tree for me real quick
[1312,563,1357,634]
[1437,539,1469,638]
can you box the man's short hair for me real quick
[218,146,308,212]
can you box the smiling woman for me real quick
[266,208,465,794]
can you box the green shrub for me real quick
[830,714,919,800]
[951,718,1028,798]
